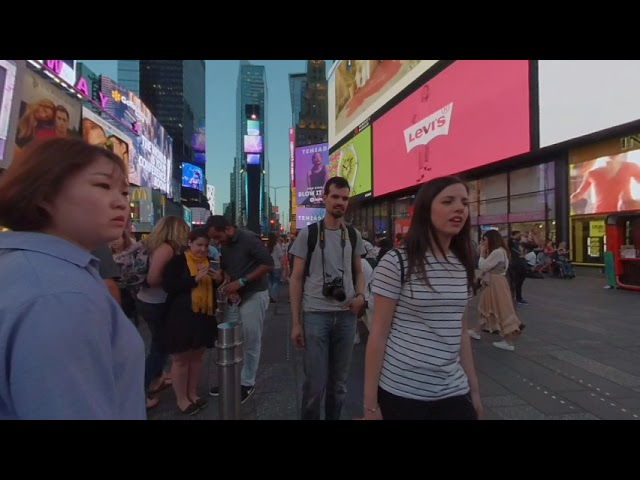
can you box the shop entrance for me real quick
[570,215,606,266]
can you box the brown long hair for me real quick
[483,229,510,259]
[0,137,126,232]
[403,176,476,295]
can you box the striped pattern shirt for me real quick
[371,249,472,401]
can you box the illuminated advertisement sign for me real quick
[0,60,17,162]
[12,69,82,164]
[247,154,260,166]
[297,207,326,230]
[328,60,440,147]
[373,60,531,197]
[100,76,173,197]
[295,142,329,207]
[247,120,260,136]
[244,134,263,154]
[81,107,134,182]
[32,60,77,87]
[570,141,640,215]
[289,127,295,186]
[182,162,204,192]
[329,126,372,199]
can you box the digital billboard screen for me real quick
[193,152,206,166]
[247,120,260,136]
[296,207,326,230]
[247,154,261,166]
[295,143,329,207]
[328,60,440,147]
[244,134,263,154]
[12,69,82,164]
[182,162,204,192]
[0,60,17,162]
[192,127,206,152]
[329,126,372,199]
[373,60,531,197]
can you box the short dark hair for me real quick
[189,227,210,242]
[324,176,350,196]
[205,215,231,232]
[0,137,126,231]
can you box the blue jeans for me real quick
[268,268,282,301]
[301,310,357,420]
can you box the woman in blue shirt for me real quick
[0,137,146,420]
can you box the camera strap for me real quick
[319,220,346,284]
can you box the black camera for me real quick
[322,277,346,302]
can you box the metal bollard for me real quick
[215,320,244,420]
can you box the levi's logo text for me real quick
[404,102,454,153]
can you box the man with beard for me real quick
[289,176,366,420]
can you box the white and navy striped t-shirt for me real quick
[371,249,472,401]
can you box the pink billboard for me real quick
[373,60,531,197]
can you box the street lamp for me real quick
[269,185,288,231]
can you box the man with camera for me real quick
[289,176,366,420]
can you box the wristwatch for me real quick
[239,276,248,287]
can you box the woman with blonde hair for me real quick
[469,229,524,351]
[138,215,190,409]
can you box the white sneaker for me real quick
[354,332,361,344]
[468,329,481,340]
[492,340,515,351]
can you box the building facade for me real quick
[235,61,268,233]
[117,60,140,96]
[326,60,640,290]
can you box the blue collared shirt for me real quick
[0,232,146,420]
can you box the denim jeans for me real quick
[268,268,282,301]
[301,310,357,420]
[136,299,168,391]
[225,289,270,388]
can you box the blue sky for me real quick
[79,60,316,223]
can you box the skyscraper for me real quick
[235,61,268,234]
[292,61,327,148]
[121,60,207,208]
[117,60,140,96]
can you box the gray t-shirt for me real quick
[290,222,366,312]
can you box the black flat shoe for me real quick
[180,403,200,416]
[193,398,208,409]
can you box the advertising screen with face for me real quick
[81,107,134,182]
[328,60,440,147]
[329,126,372,199]
[295,142,329,208]
[373,60,531,197]
[12,69,82,164]
[570,148,640,215]
[0,60,17,162]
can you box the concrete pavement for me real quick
[146,268,640,420]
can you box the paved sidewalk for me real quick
[147,269,640,420]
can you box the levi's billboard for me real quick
[373,60,531,197]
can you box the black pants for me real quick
[378,387,478,420]
[509,263,526,302]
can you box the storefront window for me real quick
[479,197,508,216]
[510,165,545,196]
[466,180,479,202]
[571,216,606,264]
[510,192,547,217]
[478,173,507,200]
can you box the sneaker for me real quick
[516,300,529,306]
[209,386,219,397]
[241,385,255,403]
[492,340,515,351]
[468,329,481,340]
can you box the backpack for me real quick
[304,221,358,286]
[113,241,150,293]
[364,257,378,270]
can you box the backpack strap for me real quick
[304,222,319,277]
[392,248,405,285]
[347,225,358,287]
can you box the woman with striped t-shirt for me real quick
[363,176,482,420]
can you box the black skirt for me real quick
[164,308,217,354]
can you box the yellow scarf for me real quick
[184,250,215,316]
